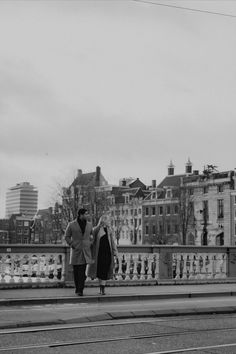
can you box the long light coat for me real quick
[87,227,118,280]
[65,219,95,265]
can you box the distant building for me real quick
[107,178,149,245]
[5,182,38,218]
[63,166,109,223]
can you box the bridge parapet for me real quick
[0,245,235,287]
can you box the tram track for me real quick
[1,324,236,351]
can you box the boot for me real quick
[100,285,105,295]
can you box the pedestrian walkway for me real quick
[1,283,236,304]
[1,283,236,330]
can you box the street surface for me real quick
[1,314,236,353]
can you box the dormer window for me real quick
[166,189,172,199]
[124,194,130,204]
[152,192,156,199]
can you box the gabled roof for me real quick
[157,174,185,188]
[71,172,96,187]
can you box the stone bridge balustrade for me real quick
[0,245,67,285]
[0,245,236,287]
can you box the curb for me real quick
[1,291,236,307]
[1,306,236,331]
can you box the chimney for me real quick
[152,180,156,188]
[168,161,175,176]
[185,158,192,174]
[77,169,82,178]
[96,166,101,186]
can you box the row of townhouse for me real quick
[104,161,236,246]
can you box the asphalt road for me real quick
[1,314,236,353]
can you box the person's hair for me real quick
[77,208,87,217]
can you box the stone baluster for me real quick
[215,254,221,279]
[27,255,33,283]
[0,256,6,283]
[125,254,131,280]
[116,254,123,281]
[181,254,188,280]
[195,254,201,279]
[190,255,197,280]
[205,255,210,279]
[132,255,139,281]
[53,255,58,281]
[140,255,146,280]
[201,254,207,279]
[61,254,65,282]
[44,256,50,281]
[147,255,153,280]
[221,254,227,278]
[10,256,15,283]
[154,254,159,280]
[212,255,216,278]
[18,256,24,283]
[35,255,41,282]
[174,254,180,279]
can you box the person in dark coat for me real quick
[88,216,118,295]
[64,208,100,296]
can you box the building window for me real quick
[145,207,149,216]
[218,199,224,219]
[152,192,156,199]
[17,229,22,234]
[174,224,179,233]
[189,188,194,195]
[174,205,178,214]
[152,207,155,216]
[139,218,141,225]
[159,223,163,233]
[167,224,171,234]
[235,224,236,236]
[166,205,171,215]
[218,185,223,193]
[145,225,149,235]
[152,225,156,235]
[203,186,208,194]
[138,208,141,214]
[234,196,236,204]
[159,206,163,215]
[203,200,209,221]
[166,190,172,198]
[130,209,133,215]
[134,209,137,216]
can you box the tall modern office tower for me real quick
[5,182,38,218]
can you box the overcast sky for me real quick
[0,0,236,217]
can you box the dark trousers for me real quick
[73,264,87,292]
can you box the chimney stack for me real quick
[77,169,82,178]
[168,161,175,176]
[152,180,156,188]
[185,158,192,174]
[96,166,101,186]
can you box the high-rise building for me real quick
[5,182,38,218]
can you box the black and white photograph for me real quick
[1,1,236,353]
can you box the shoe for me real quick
[100,285,105,295]
[77,289,83,296]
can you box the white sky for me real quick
[0,0,236,217]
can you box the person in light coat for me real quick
[64,208,100,296]
[88,215,118,295]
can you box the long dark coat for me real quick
[64,219,95,265]
[87,227,118,280]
